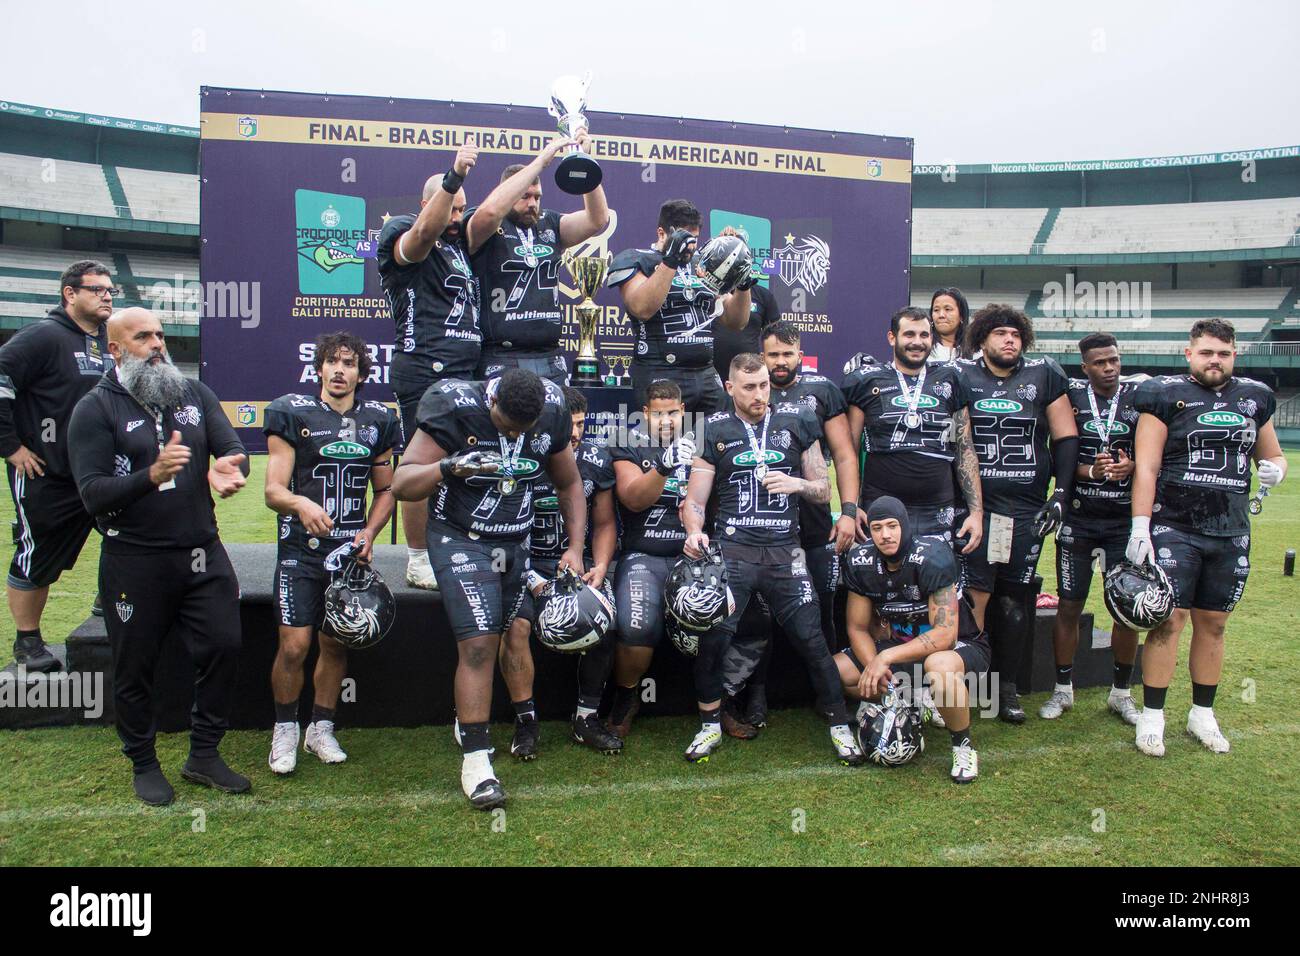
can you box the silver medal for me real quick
[755,463,768,481]
[905,412,921,430]
[499,477,517,495]
[525,254,538,269]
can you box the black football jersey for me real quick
[416,377,571,541]
[608,247,719,370]
[610,428,691,557]
[698,403,823,547]
[1067,378,1140,526]
[528,439,615,561]
[376,215,483,377]
[956,355,1069,514]
[1134,373,1276,537]
[264,394,400,558]
[725,373,847,547]
[841,360,972,507]
[466,208,565,350]
[842,536,978,641]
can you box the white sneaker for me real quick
[304,720,348,764]
[1187,707,1231,754]
[1107,690,1140,726]
[830,724,866,766]
[406,557,439,591]
[1039,687,1074,720]
[685,724,723,763]
[921,686,946,728]
[268,721,300,775]
[460,750,506,810]
[1135,709,1166,757]
[951,743,978,784]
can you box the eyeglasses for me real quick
[76,285,120,298]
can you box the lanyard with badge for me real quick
[742,408,772,481]
[896,364,927,431]
[1086,384,1120,480]
[497,432,526,495]
[152,408,176,492]
[517,226,537,268]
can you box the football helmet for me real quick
[1103,559,1175,631]
[666,543,735,633]
[691,235,753,298]
[321,544,395,650]
[857,686,926,767]
[530,567,615,654]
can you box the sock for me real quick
[700,705,721,730]
[1189,703,1217,722]
[1055,663,1073,686]
[311,704,335,724]
[16,628,40,642]
[1113,661,1134,690]
[459,721,491,754]
[1054,682,1073,694]
[950,728,972,749]
[1143,684,1168,711]
[274,701,298,724]
[407,547,428,562]
[513,698,537,723]
[610,685,638,724]
[1191,682,1217,708]
[575,703,598,719]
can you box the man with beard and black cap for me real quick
[69,308,251,806]
[833,496,990,784]
[465,135,609,386]
[0,260,113,671]
[378,147,482,592]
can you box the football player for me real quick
[680,353,861,765]
[1128,318,1285,756]
[377,147,481,591]
[503,386,621,757]
[608,200,754,414]
[719,320,862,731]
[1041,333,1141,724]
[956,305,1078,723]
[263,332,399,773]
[834,496,990,783]
[606,379,695,738]
[393,368,581,809]
[465,137,609,386]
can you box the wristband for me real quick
[1131,515,1150,535]
[655,458,674,476]
[839,501,858,519]
[441,168,465,193]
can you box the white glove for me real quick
[660,435,696,472]
[1257,458,1286,490]
[1126,516,1154,566]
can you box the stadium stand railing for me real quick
[1042,197,1300,255]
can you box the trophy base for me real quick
[572,361,603,387]
[555,154,603,195]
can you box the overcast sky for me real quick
[5,0,1295,163]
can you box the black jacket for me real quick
[0,306,110,480]
[68,367,248,552]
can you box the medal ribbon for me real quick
[895,364,927,425]
[740,407,771,472]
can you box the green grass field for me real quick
[1,454,1298,866]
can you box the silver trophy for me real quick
[548,72,602,195]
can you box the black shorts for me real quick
[427,527,529,640]
[478,348,569,388]
[614,552,675,647]
[273,552,330,629]
[1152,523,1250,613]
[392,366,465,453]
[840,631,991,678]
[630,364,725,415]
[713,542,819,638]
[7,468,95,590]
[1055,519,1127,604]
[962,509,1045,593]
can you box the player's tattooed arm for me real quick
[953,408,983,515]
[798,441,832,504]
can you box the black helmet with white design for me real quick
[322,544,395,650]
[665,613,699,657]
[1103,560,1174,631]
[533,567,615,654]
[665,543,736,633]
[691,235,753,298]
[857,688,926,767]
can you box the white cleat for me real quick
[1135,709,1166,757]
[1107,690,1140,726]
[830,724,866,766]
[268,721,300,775]
[685,725,723,763]
[1187,708,1231,754]
[460,750,506,810]
[1039,688,1075,720]
[951,743,979,784]
[406,558,439,591]
[304,720,348,764]
[921,686,946,728]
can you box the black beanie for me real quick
[865,495,912,554]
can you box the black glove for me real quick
[1032,489,1067,538]
[441,450,501,478]
[660,229,697,269]
[735,271,758,292]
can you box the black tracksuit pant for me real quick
[99,539,241,771]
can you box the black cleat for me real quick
[722,696,759,739]
[132,767,175,806]
[510,718,540,761]
[12,634,60,673]
[744,685,769,728]
[571,713,624,755]
[181,754,252,794]
[467,778,507,811]
[606,688,641,740]
[91,593,104,617]
[998,690,1026,725]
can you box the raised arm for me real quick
[465,138,572,254]
[558,131,609,246]
[396,148,477,266]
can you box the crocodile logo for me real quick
[302,238,365,273]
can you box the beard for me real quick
[769,366,797,388]
[893,340,928,371]
[986,348,1021,370]
[1192,365,1229,388]
[119,351,188,409]
[506,207,540,229]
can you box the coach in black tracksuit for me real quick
[69,308,251,806]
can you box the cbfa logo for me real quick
[770,233,830,295]
[237,404,257,426]
[866,158,882,178]
[237,115,258,139]
[974,398,1023,414]
[295,189,367,294]
[1196,411,1247,427]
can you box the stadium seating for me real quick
[116,167,199,225]
[909,289,1030,311]
[1044,197,1300,254]
[913,208,1048,255]
[0,152,120,219]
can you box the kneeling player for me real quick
[834,497,990,784]
[263,333,398,773]
[503,386,622,757]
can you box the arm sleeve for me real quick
[68,394,156,516]
[198,381,249,475]
[376,215,418,281]
[1051,434,1080,497]
[0,327,43,458]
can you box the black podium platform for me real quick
[1,544,1135,732]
